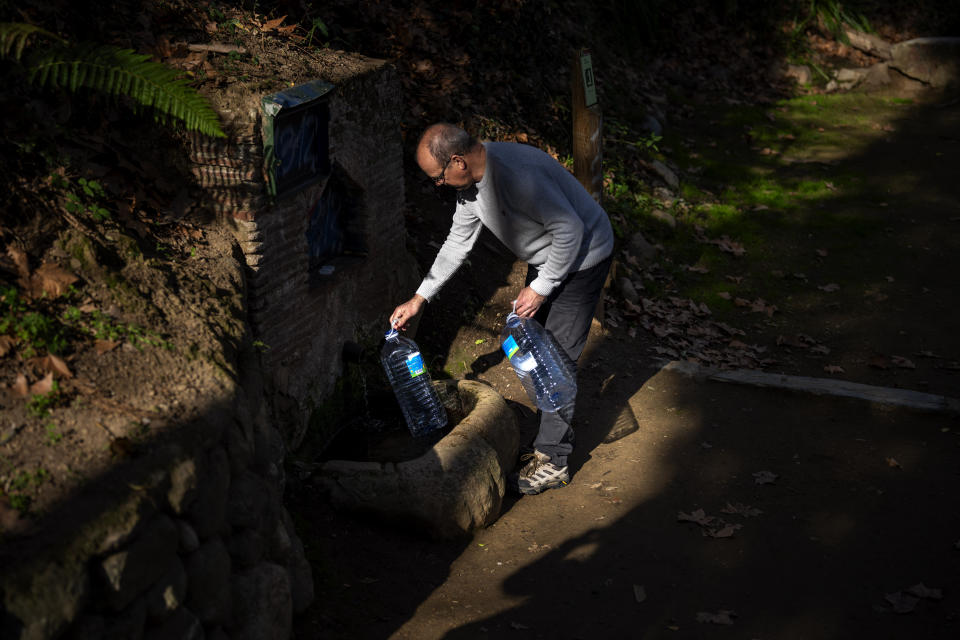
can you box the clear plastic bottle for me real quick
[500,312,577,418]
[380,327,448,437]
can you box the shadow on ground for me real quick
[291,90,960,639]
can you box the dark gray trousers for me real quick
[526,256,611,467]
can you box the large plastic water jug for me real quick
[500,312,577,419]
[380,327,448,437]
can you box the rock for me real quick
[835,67,868,88]
[144,557,187,622]
[784,64,812,85]
[649,159,679,189]
[100,515,179,611]
[103,598,147,640]
[650,208,676,230]
[183,538,232,626]
[627,231,658,262]
[860,62,892,90]
[318,380,519,539]
[639,114,663,137]
[2,560,91,640]
[185,446,230,539]
[618,277,640,304]
[844,29,893,60]
[176,519,200,554]
[167,458,198,515]
[229,563,292,640]
[225,528,265,569]
[143,607,204,640]
[226,470,270,529]
[280,510,314,614]
[890,37,960,88]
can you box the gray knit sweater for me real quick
[415,142,614,301]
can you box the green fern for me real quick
[0,22,225,138]
[0,22,62,59]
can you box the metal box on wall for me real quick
[262,80,334,199]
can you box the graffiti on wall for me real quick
[262,80,333,198]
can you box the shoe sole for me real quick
[518,478,569,495]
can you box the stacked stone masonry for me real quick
[0,352,313,640]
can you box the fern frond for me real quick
[0,22,63,61]
[26,44,225,138]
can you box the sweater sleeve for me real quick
[415,206,483,302]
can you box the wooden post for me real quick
[572,49,603,204]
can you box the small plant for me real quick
[44,422,63,445]
[62,177,111,221]
[1,287,74,358]
[8,492,31,513]
[62,308,172,351]
[27,380,60,418]
[305,17,329,48]
[12,312,67,357]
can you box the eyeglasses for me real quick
[430,158,450,186]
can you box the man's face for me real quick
[417,144,471,191]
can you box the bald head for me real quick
[418,123,478,165]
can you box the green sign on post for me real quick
[580,52,597,108]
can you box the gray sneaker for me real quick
[510,450,569,495]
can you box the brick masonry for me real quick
[189,61,419,450]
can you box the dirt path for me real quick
[290,90,960,639]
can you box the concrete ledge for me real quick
[664,360,960,415]
[318,380,519,539]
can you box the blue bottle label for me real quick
[406,352,425,378]
[502,335,519,359]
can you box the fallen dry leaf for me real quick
[634,584,647,603]
[7,246,30,283]
[12,373,29,396]
[906,583,942,600]
[0,335,15,357]
[818,283,840,292]
[696,610,736,625]
[753,470,778,485]
[884,591,919,614]
[823,365,845,374]
[29,372,54,395]
[31,262,79,298]
[94,340,119,354]
[885,457,902,469]
[32,354,73,378]
[261,15,287,31]
[678,508,713,526]
[891,356,916,369]
[706,523,742,538]
[721,502,763,517]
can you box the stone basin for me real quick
[318,379,519,539]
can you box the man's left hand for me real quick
[515,286,546,318]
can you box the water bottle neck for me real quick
[384,328,400,342]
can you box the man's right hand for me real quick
[390,294,426,331]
